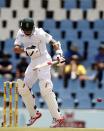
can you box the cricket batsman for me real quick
[13,18,65,127]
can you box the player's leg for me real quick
[38,66,64,127]
[17,66,41,126]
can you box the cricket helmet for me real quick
[20,18,34,31]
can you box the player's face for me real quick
[23,30,32,36]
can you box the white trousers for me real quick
[22,62,61,119]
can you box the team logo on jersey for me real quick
[26,23,29,28]
[26,45,37,56]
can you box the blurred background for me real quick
[0,0,104,128]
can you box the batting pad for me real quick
[39,80,61,119]
[17,79,36,117]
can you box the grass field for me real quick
[0,128,104,131]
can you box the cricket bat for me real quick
[33,60,65,71]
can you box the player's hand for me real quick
[53,53,65,63]
[53,48,65,62]
[13,46,24,54]
[57,55,65,62]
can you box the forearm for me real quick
[52,42,59,51]
[49,40,63,55]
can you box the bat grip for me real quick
[47,62,53,65]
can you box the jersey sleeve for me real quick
[14,29,22,46]
[39,28,52,43]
